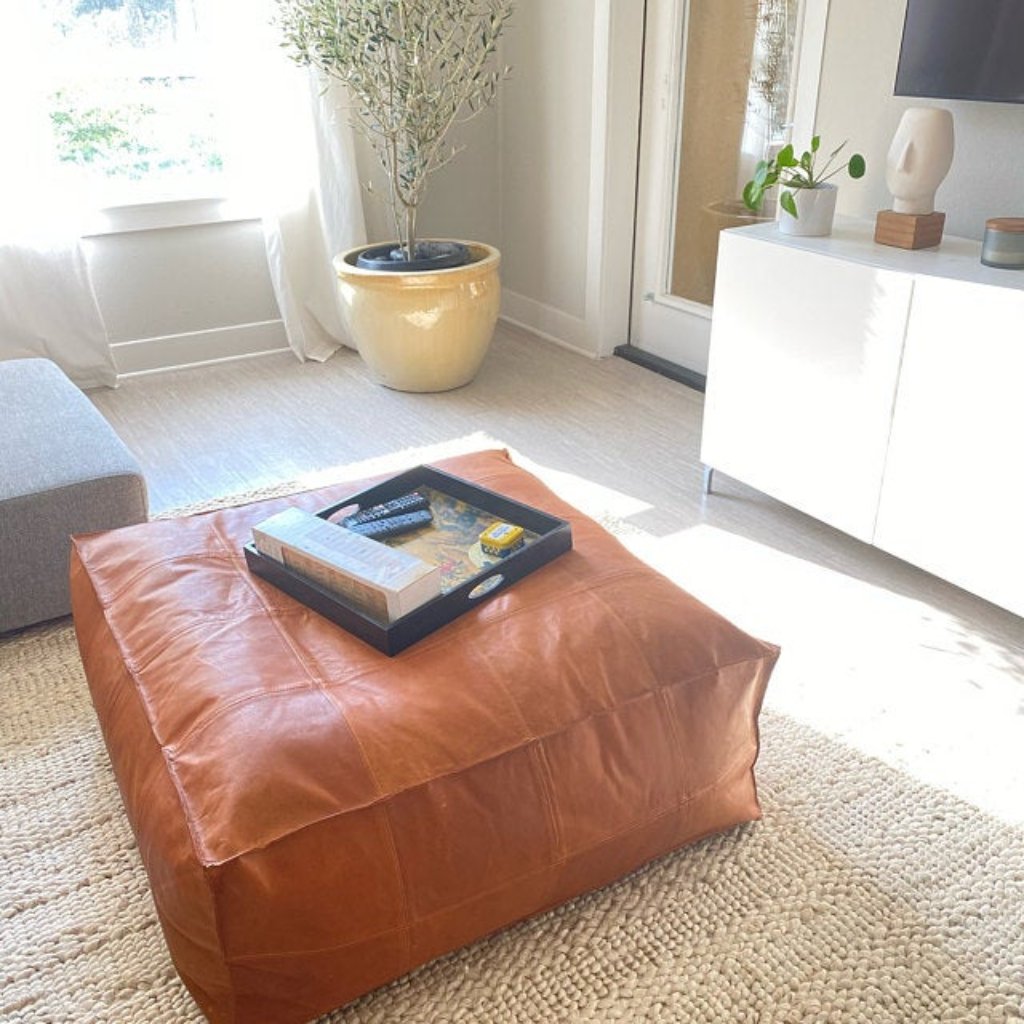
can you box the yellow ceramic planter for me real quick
[333,241,501,393]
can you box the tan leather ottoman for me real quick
[71,450,779,1024]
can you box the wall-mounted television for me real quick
[894,0,1024,104]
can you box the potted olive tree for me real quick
[277,0,513,391]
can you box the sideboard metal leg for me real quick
[702,465,714,495]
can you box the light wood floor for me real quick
[90,323,1024,826]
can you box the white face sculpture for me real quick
[886,108,955,216]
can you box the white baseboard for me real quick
[500,290,597,359]
[112,320,289,376]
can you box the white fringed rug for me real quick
[2,491,1023,1023]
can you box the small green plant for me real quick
[743,136,866,219]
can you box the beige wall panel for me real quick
[85,221,280,344]
[499,0,595,320]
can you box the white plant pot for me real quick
[778,184,838,237]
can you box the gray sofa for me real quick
[1,358,148,633]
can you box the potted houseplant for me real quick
[742,135,866,237]
[277,0,513,391]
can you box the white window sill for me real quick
[81,196,263,237]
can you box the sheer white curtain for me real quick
[0,0,365,386]
[0,236,117,390]
[0,6,117,389]
[203,0,366,362]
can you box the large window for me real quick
[30,0,226,205]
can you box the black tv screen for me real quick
[895,0,1024,104]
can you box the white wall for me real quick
[816,0,1024,240]
[498,0,644,357]
[84,220,287,376]
[87,222,279,342]
[500,1,595,323]
[354,108,502,250]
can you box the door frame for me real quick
[581,0,647,359]
[616,0,831,377]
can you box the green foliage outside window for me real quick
[74,0,173,16]
[49,83,223,182]
[41,0,222,190]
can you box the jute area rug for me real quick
[2,484,1023,1023]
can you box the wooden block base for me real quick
[874,210,946,250]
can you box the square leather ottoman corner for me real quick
[70,449,779,1024]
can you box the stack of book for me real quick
[252,507,441,624]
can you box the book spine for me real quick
[252,530,397,622]
[279,545,392,622]
[251,507,443,623]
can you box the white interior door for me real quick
[629,0,829,378]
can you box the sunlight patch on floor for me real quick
[510,455,654,522]
[278,437,657,522]
[619,523,1024,829]
[263,432,510,493]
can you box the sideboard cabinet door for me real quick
[874,277,1024,616]
[701,231,913,541]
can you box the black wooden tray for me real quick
[243,466,573,655]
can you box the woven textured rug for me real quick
[2,483,1023,1023]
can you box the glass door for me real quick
[629,0,827,378]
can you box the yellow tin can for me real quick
[479,521,525,557]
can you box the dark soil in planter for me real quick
[356,241,472,272]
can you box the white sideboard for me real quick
[701,219,1024,618]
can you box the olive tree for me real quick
[277,0,513,262]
